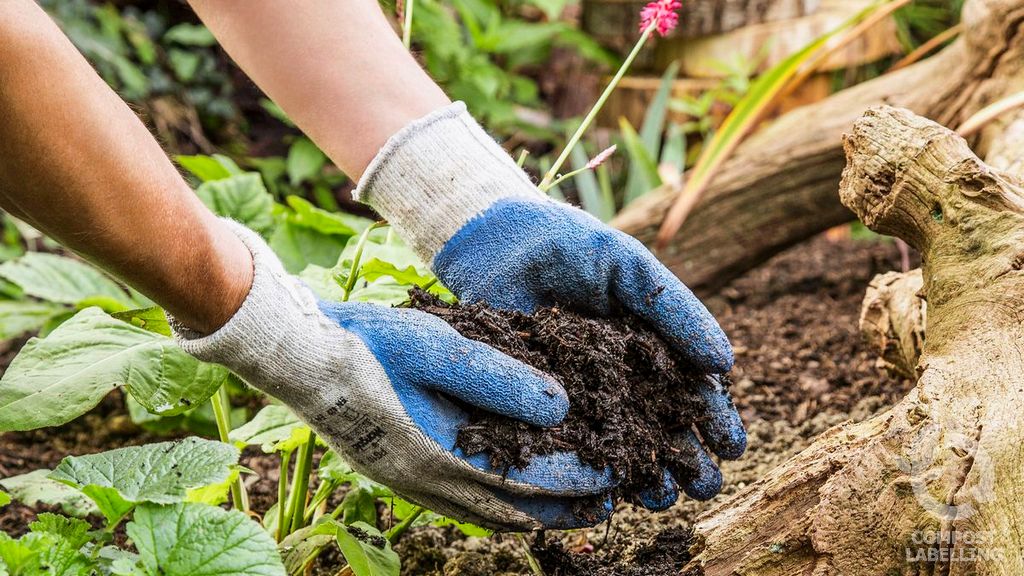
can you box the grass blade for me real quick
[620,117,662,205]
[570,145,614,222]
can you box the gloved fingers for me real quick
[399,482,613,532]
[609,242,733,373]
[422,333,570,428]
[669,430,723,501]
[457,449,617,497]
[693,374,747,460]
[491,488,614,531]
[637,469,679,511]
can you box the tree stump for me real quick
[681,105,1024,575]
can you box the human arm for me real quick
[0,0,252,333]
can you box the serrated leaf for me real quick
[286,138,327,186]
[0,308,226,432]
[49,438,239,519]
[28,514,94,576]
[127,502,285,576]
[0,253,133,306]
[195,173,275,235]
[0,300,66,340]
[0,470,98,518]
[228,405,304,453]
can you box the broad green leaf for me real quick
[619,117,661,205]
[269,221,348,274]
[0,492,8,509]
[163,23,217,47]
[285,196,371,237]
[167,49,200,82]
[97,547,143,576]
[195,173,275,235]
[340,487,378,527]
[569,145,613,222]
[228,405,305,453]
[50,438,239,512]
[297,264,347,301]
[0,532,51,575]
[111,307,171,337]
[176,155,238,182]
[79,486,135,527]
[127,502,285,576]
[0,470,98,518]
[0,300,66,340]
[286,138,327,186]
[29,514,94,576]
[279,525,333,576]
[358,259,434,287]
[186,466,240,506]
[0,308,226,432]
[0,253,132,306]
[318,520,399,576]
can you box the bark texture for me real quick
[682,105,1024,575]
[612,0,1024,295]
[859,269,925,379]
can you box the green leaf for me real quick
[340,487,378,527]
[660,122,687,173]
[96,547,143,576]
[328,521,399,576]
[0,253,133,306]
[50,438,240,512]
[286,138,327,186]
[0,492,8,509]
[127,502,285,576]
[228,405,305,453]
[111,307,171,337]
[619,117,662,205]
[0,308,226,432]
[640,61,679,160]
[195,173,275,235]
[0,470,99,518]
[285,196,371,237]
[0,532,51,575]
[29,514,94,576]
[279,525,333,576]
[163,23,217,47]
[297,264,347,301]
[176,155,237,182]
[167,49,201,82]
[269,221,348,274]
[357,259,434,287]
[0,300,67,340]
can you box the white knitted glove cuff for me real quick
[353,102,548,264]
[169,220,339,404]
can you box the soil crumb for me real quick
[531,527,693,576]
[408,289,730,501]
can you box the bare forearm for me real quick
[188,0,450,179]
[0,0,251,333]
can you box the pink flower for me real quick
[639,0,682,37]
[586,145,617,169]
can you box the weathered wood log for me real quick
[859,269,925,379]
[682,105,1024,575]
[612,0,1024,296]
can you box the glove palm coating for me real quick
[172,223,613,531]
[356,102,747,513]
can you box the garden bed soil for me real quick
[0,232,915,575]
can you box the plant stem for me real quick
[304,480,339,525]
[288,429,316,534]
[385,505,424,545]
[516,149,530,167]
[342,221,386,301]
[402,0,415,50]
[541,165,589,191]
[540,22,655,189]
[276,449,292,542]
[211,384,248,513]
[517,533,547,576]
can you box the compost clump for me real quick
[408,289,735,502]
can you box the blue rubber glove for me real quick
[355,102,746,511]
[173,222,613,531]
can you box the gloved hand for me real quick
[171,222,614,531]
[355,102,746,510]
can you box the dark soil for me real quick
[0,232,916,575]
[409,289,724,501]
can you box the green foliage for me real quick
[0,308,226,432]
[0,253,136,307]
[229,405,307,453]
[195,173,277,236]
[0,470,98,518]
[893,0,964,52]
[128,503,285,576]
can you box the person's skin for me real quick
[0,0,448,332]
